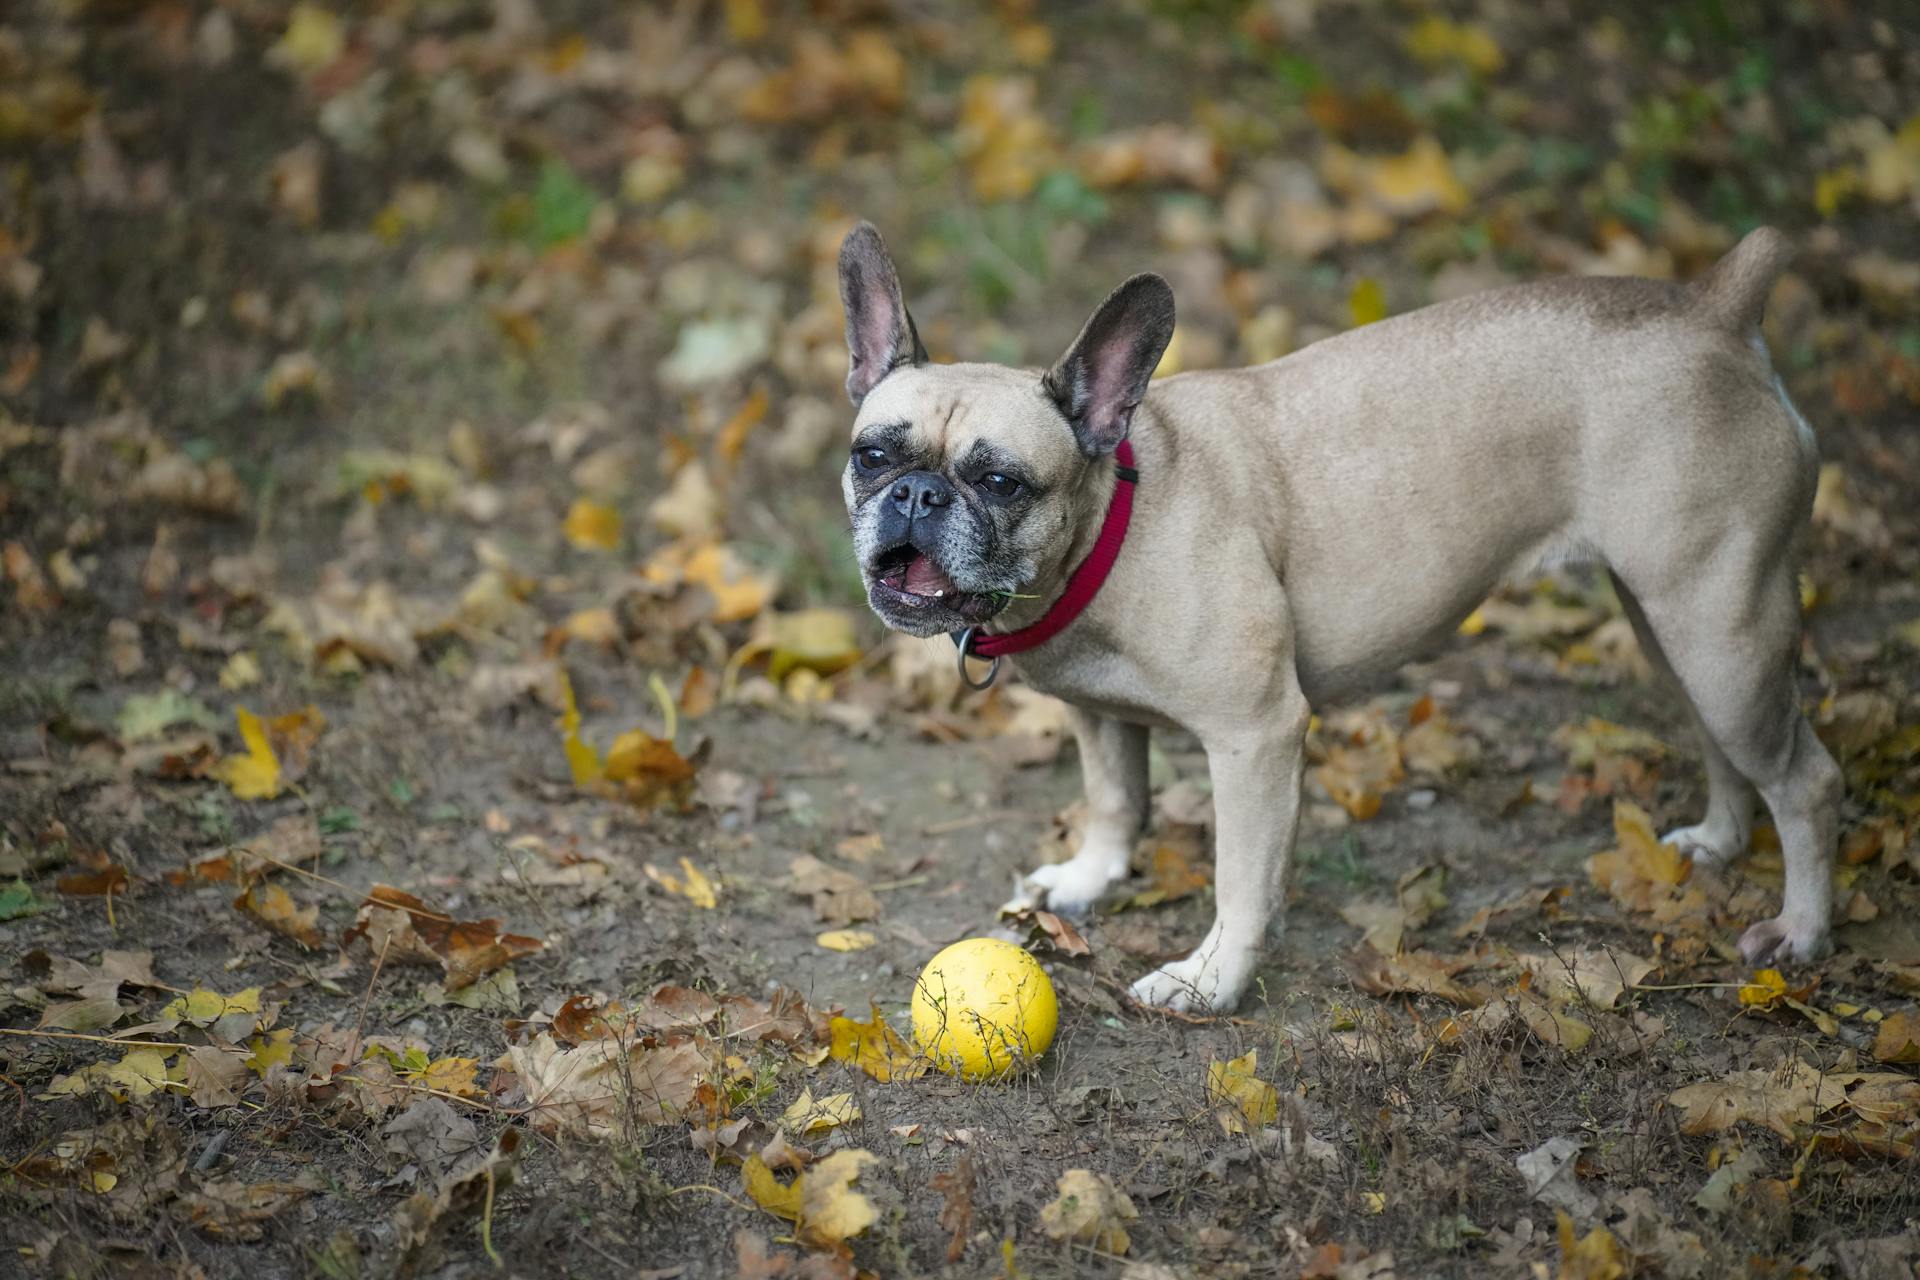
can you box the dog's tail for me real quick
[1690,226,1793,331]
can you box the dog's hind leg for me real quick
[1610,571,1757,866]
[1611,563,1838,965]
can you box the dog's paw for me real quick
[1128,952,1251,1015]
[1738,913,1832,967]
[1001,859,1118,921]
[1661,822,1744,868]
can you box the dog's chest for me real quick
[1008,641,1184,731]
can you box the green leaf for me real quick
[0,880,44,920]
[116,690,218,742]
[531,160,596,248]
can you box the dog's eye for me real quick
[854,446,891,472]
[978,472,1023,500]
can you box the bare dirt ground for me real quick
[4,2,1920,1277]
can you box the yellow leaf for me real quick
[829,1003,928,1082]
[165,986,261,1027]
[247,1028,295,1075]
[817,929,878,952]
[1348,278,1387,327]
[268,5,344,76]
[87,1170,118,1194]
[798,1149,880,1249]
[1555,1210,1626,1280]
[556,671,603,785]
[645,857,718,909]
[43,1047,175,1102]
[1739,969,1789,1009]
[557,607,621,648]
[214,706,283,800]
[716,386,771,469]
[641,540,778,624]
[766,608,863,680]
[780,1087,860,1135]
[418,1056,483,1097]
[1361,1190,1387,1214]
[1206,1051,1280,1135]
[743,1155,803,1222]
[219,651,262,691]
[563,498,623,551]
[1404,15,1504,74]
[1457,606,1487,636]
[1814,166,1859,219]
[104,1048,173,1100]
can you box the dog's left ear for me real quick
[838,222,927,408]
[1044,274,1176,457]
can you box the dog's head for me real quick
[838,223,1175,637]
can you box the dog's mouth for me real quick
[866,545,1005,629]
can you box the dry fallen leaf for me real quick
[780,1088,859,1135]
[1206,1050,1279,1135]
[645,857,719,909]
[507,1033,706,1137]
[563,497,623,551]
[1586,800,1709,925]
[828,1004,926,1082]
[234,882,326,948]
[212,706,282,800]
[1555,1210,1626,1280]
[344,885,544,990]
[1039,1168,1137,1254]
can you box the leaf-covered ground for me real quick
[3,2,1920,1277]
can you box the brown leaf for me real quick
[180,1179,309,1240]
[57,859,131,896]
[1348,945,1477,1004]
[344,885,543,990]
[1872,1009,1920,1063]
[235,882,326,948]
[788,855,881,925]
[183,1045,248,1108]
[393,1129,522,1274]
[929,1154,977,1264]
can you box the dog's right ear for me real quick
[1044,273,1176,457]
[838,222,927,408]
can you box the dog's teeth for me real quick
[933,589,944,598]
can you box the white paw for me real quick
[1661,822,1744,868]
[1738,913,1831,967]
[1001,857,1122,920]
[1128,949,1253,1014]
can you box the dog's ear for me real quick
[1043,274,1176,457]
[838,222,927,408]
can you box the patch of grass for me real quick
[1299,831,1374,888]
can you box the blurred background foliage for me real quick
[1,0,1916,652]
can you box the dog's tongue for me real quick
[902,553,956,597]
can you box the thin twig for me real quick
[240,850,459,923]
[481,1162,502,1267]
[0,1027,203,1052]
[666,1182,758,1214]
[347,931,392,1063]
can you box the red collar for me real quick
[953,439,1137,689]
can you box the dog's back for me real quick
[1141,228,1810,699]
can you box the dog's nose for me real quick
[889,471,953,518]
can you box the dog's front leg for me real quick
[1131,692,1309,1014]
[1003,707,1149,918]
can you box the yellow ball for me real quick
[910,938,1058,1080]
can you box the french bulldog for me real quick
[837,220,1838,1013]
